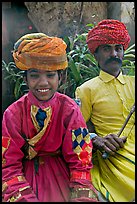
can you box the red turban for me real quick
[87,19,131,54]
[12,33,68,71]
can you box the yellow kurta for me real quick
[75,70,135,202]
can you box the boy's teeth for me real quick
[38,89,49,92]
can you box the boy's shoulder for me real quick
[56,92,78,107]
[4,93,28,113]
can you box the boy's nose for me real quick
[39,75,49,85]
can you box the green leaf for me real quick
[124,44,135,53]
[85,54,98,66]
[68,57,82,83]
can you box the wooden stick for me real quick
[102,103,135,159]
[117,103,135,137]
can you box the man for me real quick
[2,33,98,202]
[75,19,135,202]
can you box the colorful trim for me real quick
[2,176,26,192]
[29,105,52,145]
[72,127,92,166]
[71,187,98,200]
[2,136,10,165]
[7,186,31,202]
[70,171,91,181]
[30,105,52,133]
[23,105,52,160]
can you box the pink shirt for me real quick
[2,91,97,202]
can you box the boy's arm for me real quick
[2,109,39,202]
[62,105,99,202]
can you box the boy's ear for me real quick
[59,72,63,85]
[58,70,67,85]
[23,76,28,85]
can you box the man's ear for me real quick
[94,52,98,61]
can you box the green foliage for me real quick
[122,43,135,76]
[62,24,100,98]
[62,25,135,98]
[2,24,135,101]
[2,60,28,100]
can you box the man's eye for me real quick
[104,47,110,51]
[116,47,123,52]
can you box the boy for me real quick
[2,33,98,202]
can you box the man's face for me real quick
[25,69,59,101]
[94,44,124,76]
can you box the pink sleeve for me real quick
[2,108,39,202]
[62,104,98,202]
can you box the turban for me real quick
[12,33,68,71]
[87,19,131,54]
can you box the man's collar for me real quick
[99,70,126,84]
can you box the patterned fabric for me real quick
[70,171,91,181]
[35,108,47,129]
[70,187,98,201]
[2,137,10,165]
[72,127,92,166]
[87,19,131,54]
[12,33,68,71]
[75,70,135,202]
[2,176,27,192]
[21,105,52,160]
[2,91,98,202]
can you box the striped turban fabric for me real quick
[12,33,68,71]
[87,19,131,54]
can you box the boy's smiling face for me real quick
[25,69,60,101]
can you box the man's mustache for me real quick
[105,57,122,65]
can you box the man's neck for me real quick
[102,69,120,78]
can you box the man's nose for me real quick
[110,49,117,57]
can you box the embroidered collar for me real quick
[99,70,126,84]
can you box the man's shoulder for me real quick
[83,75,99,85]
[122,74,135,82]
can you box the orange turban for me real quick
[87,19,131,54]
[12,33,68,71]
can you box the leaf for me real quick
[84,54,98,66]
[124,44,135,53]
[121,65,135,69]
[68,57,82,83]
[123,54,135,58]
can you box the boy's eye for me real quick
[47,73,56,78]
[30,74,39,78]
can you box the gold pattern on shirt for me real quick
[72,128,92,166]
[2,137,10,166]
[24,105,52,160]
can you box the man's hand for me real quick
[92,134,127,155]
